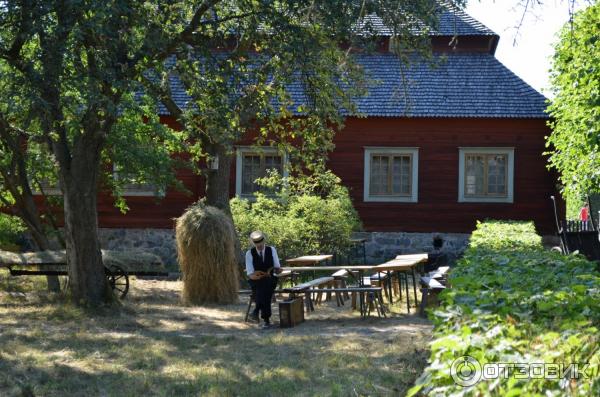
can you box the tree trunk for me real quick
[61,153,109,305]
[205,143,233,214]
[203,143,244,266]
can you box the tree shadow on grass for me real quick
[0,321,430,397]
[0,278,432,396]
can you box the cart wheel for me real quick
[106,265,129,299]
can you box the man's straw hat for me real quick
[249,231,265,243]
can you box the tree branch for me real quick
[139,73,184,119]
[139,0,224,65]
[6,0,35,57]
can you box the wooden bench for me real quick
[418,276,446,317]
[304,287,386,318]
[283,276,335,313]
[428,266,449,281]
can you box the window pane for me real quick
[465,155,484,195]
[370,155,389,195]
[391,155,411,195]
[487,155,507,196]
[242,155,261,195]
[265,155,282,173]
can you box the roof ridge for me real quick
[436,4,497,36]
[357,3,497,37]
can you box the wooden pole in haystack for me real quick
[175,203,239,304]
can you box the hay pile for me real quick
[175,203,239,305]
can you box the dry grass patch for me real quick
[0,270,431,396]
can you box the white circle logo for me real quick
[450,356,482,387]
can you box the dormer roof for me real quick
[359,7,496,37]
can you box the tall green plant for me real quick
[409,221,600,396]
[231,171,361,260]
[546,2,600,202]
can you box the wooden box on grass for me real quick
[279,297,304,328]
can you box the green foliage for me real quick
[104,94,187,213]
[546,2,600,202]
[409,220,600,397]
[0,212,26,251]
[230,171,361,259]
[468,220,543,251]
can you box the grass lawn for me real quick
[0,271,432,396]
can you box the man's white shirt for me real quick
[245,246,281,276]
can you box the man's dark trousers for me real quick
[250,276,278,321]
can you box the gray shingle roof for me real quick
[358,8,496,37]
[158,52,548,119]
[348,53,547,118]
[436,8,496,36]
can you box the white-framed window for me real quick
[363,147,419,203]
[31,179,62,196]
[113,165,163,197]
[235,146,287,198]
[458,147,514,203]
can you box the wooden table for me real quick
[394,253,428,263]
[281,253,428,313]
[286,255,333,280]
[386,253,429,309]
[285,255,333,266]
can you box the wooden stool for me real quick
[331,269,351,304]
[244,290,256,322]
[370,272,392,303]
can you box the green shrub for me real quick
[0,213,27,251]
[468,220,542,251]
[409,220,600,397]
[230,171,361,260]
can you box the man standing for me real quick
[580,202,590,231]
[245,231,282,329]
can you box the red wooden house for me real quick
[80,9,560,262]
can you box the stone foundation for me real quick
[97,228,471,268]
[351,231,470,264]
[20,228,559,269]
[98,228,178,268]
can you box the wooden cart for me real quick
[0,249,170,298]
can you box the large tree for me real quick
[0,1,211,304]
[546,1,600,201]
[0,0,467,306]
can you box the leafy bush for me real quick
[409,220,600,397]
[230,171,361,260]
[0,213,26,251]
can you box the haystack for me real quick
[175,204,239,304]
